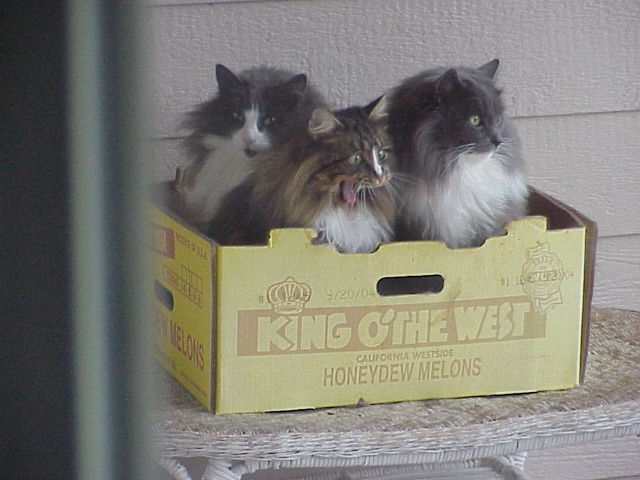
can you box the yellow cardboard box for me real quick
[150,188,596,414]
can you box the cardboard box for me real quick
[150,188,596,414]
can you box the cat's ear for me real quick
[270,74,308,108]
[286,74,308,98]
[435,69,461,99]
[367,94,389,122]
[215,64,242,91]
[477,59,500,79]
[308,108,342,139]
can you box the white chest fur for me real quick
[409,152,528,248]
[183,136,254,227]
[312,204,392,253]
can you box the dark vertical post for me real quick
[2,2,73,477]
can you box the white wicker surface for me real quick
[216,454,531,480]
[152,308,640,478]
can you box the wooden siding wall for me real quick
[146,0,640,312]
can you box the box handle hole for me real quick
[154,280,174,311]
[376,274,444,296]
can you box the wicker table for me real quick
[153,308,640,480]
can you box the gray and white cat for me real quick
[387,59,528,248]
[175,64,326,230]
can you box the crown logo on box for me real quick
[266,277,311,315]
[521,242,564,315]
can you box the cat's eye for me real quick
[231,111,244,122]
[262,116,276,127]
[378,149,387,161]
[348,154,362,165]
[469,114,482,127]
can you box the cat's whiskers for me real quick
[381,182,399,210]
[384,177,407,203]
[352,182,370,208]
[366,185,380,206]
[389,172,420,187]
[443,143,476,172]
[450,143,476,157]
[358,188,371,214]
[495,135,516,152]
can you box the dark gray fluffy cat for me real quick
[174,64,326,230]
[387,59,528,248]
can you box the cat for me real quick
[387,59,528,248]
[207,97,397,253]
[174,63,326,230]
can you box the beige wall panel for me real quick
[516,111,640,237]
[592,235,640,311]
[147,0,640,137]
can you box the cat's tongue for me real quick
[340,180,357,206]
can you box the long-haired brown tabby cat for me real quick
[207,97,397,253]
